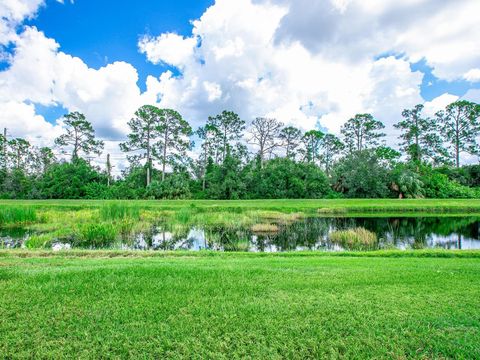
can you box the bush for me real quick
[332,150,391,198]
[420,167,478,198]
[145,174,191,199]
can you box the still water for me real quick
[2,216,480,251]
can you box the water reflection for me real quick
[126,216,480,252]
[1,216,480,251]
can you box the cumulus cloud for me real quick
[0,0,44,43]
[138,33,197,68]
[1,0,480,171]
[137,0,429,138]
[270,0,480,81]
[0,27,147,140]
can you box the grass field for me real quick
[2,198,480,213]
[1,252,479,358]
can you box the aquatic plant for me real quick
[251,223,279,233]
[99,202,141,221]
[0,207,37,226]
[76,223,117,247]
[25,234,53,249]
[328,227,378,250]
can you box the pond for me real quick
[1,216,480,251]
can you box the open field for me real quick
[0,252,479,358]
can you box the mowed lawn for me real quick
[1,254,479,358]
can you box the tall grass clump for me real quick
[174,206,195,224]
[100,203,140,221]
[75,223,117,247]
[329,227,378,250]
[0,207,37,226]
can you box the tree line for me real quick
[1,100,479,199]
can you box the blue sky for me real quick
[27,0,214,90]
[1,0,479,166]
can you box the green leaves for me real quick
[436,100,480,167]
[341,113,385,153]
[54,111,104,160]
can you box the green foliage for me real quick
[99,203,141,221]
[38,159,106,199]
[341,113,385,153]
[205,147,246,199]
[246,158,332,199]
[332,150,391,198]
[54,112,104,160]
[279,126,302,159]
[390,164,425,199]
[0,206,36,225]
[24,234,52,249]
[75,223,117,247]
[395,104,446,164]
[145,174,191,199]
[420,166,479,198]
[207,110,245,162]
[436,100,480,167]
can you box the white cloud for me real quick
[138,33,196,68]
[464,69,480,82]
[1,0,479,172]
[0,27,149,140]
[270,0,480,81]
[138,0,425,139]
[423,93,459,117]
[0,0,44,43]
[0,101,62,146]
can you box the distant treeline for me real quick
[1,100,479,199]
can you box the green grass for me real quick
[2,198,480,214]
[0,252,479,358]
[0,206,37,225]
[99,202,141,221]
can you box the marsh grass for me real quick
[329,227,378,250]
[0,207,37,226]
[99,202,141,221]
[75,223,117,247]
[251,223,279,233]
[24,234,53,249]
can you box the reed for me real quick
[99,202,141,221]
[0,207,37,225]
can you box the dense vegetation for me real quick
[1,101,479,200]
[1,253,479,358]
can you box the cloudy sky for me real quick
[1,0,479,168]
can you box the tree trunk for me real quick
[146,129,151,186]
[162,130,168,182]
